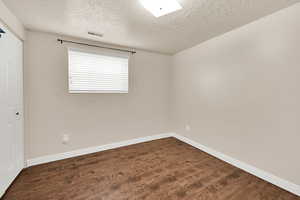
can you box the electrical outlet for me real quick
[62,134,70,145]
[185,125,191,131]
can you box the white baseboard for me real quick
[26,133,173,167]
[173,133,300,197]
[26,132,300,196]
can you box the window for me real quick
[68,49,129,93]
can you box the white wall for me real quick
[0,0,25,40]
[171,3,300,185]
[24,30,172,159]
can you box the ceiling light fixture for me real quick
[139,0,182,17]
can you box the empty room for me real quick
[1,0,300,199]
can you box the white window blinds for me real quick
[68,49,129,93]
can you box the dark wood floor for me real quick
[3,138,300,200]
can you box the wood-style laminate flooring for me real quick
[3,137,300,200]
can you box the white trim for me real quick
[26,132,300,196]
[0,169,22,198]
[26,133,173,167]
[173,133,300,197]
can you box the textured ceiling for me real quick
[3,0,299,54]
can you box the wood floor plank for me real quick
[2,137,300,200]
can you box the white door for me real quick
[0,22,24,197]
